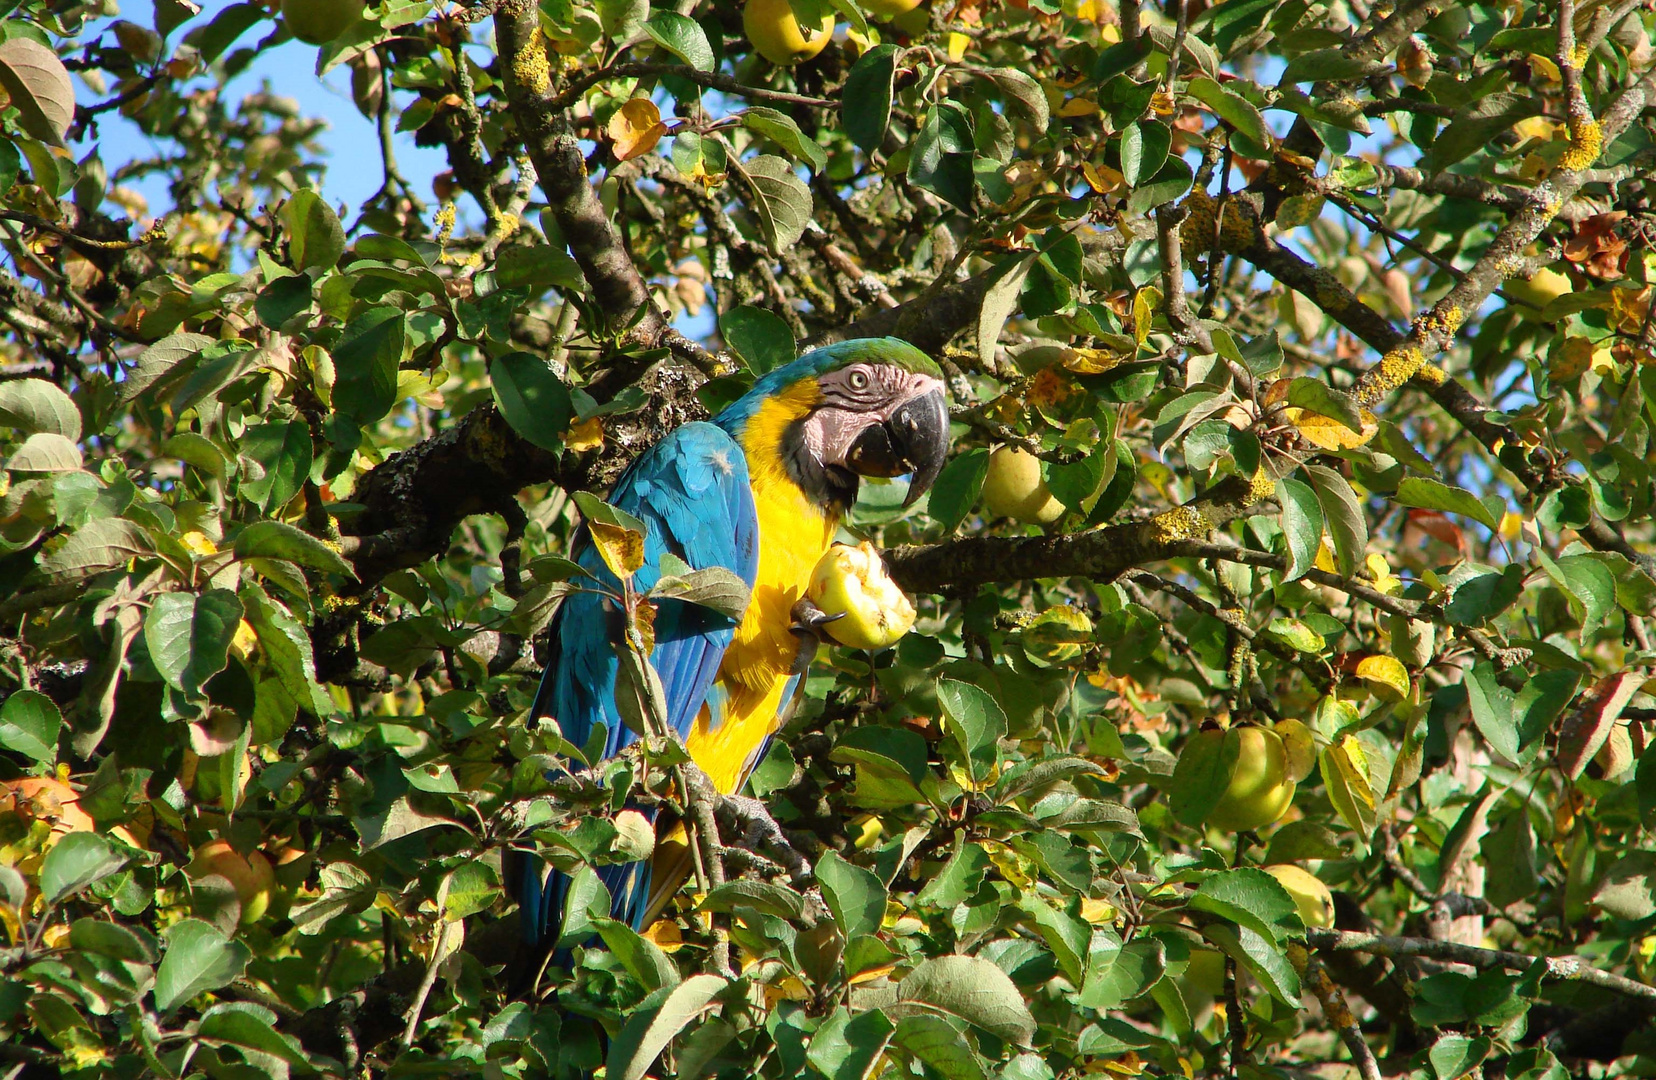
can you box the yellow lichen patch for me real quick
[1415,362,1448,387]
[1354,345,1427,406]
[1148,504,1213,544]
[510,28,552,97]
[1558,119,1603,171]
[1242,466,1277,505]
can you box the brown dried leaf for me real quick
[1557,671,1642,781]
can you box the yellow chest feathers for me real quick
[722,385,838,698]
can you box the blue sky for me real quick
[84,0,451,226]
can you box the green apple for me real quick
[743,0,835,66]
[1198,725,1296,832]
[981,447,1064,524]
[1264,863,1335,928]
[806,541,917,650]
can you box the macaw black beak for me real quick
[845,387,951,507]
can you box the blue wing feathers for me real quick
[522,423,758,948]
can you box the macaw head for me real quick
[717,337,950,513]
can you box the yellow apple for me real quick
[1504,266,1570,317]
[1197,725,1296,832]
[743,0,835,66]
[1264,863,1335,928]
[860,0,925,18]
[980,447,1064,524]
[806,541,917,649]
[281,0,367,45]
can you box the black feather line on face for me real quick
[782,416,859,515]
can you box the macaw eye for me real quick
[848,369,870,390]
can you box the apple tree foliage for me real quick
[0,0,1655,1076]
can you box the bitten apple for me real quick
[807,541,917,650]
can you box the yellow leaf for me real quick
[1313,535,1337,574]
[1132,285,1162,347]
[1355,654,1410,702]
[1321,734,1376,835]
[1150,88,1176,116]
[642,918,685,952]
[1285,406,1379,450]
[1364,553,1400,595]
[566,416,604,452]
[1551,335,1595,380]
[1080,897,1116,923]
[947,31,970,61]
[1498,511,1524,541]
[607,98,667,162]
[180,530,217,556]
[1060,344,1131,374]
[1081,161,1123,195]
[589,520,645,580]
[1058,96,1100,117]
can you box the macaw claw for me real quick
[788,597,845,675]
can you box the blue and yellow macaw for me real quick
[521,337,948,951]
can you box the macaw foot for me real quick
[714,792,812,885]
[681,762,813,886]
[788,597,844,676]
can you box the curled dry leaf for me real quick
[608,99,669,162]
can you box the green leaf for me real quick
[161,431,232,480]
[843,45,897,154]
[1080,936,1166,1009]
[1395,477,1501,531]
[1592,851,1656,919]
[233,520,356,579]
[928,448,989,534]
[1120,120,1170,188]
[1126,155,1193,216]
[0,377,80,440]
[594,918,680,991]
[491,351,573,452]
[143,589,243,697]
[1429,1032,1491,1079]
[6,432,81,472]
[154,918,251,1014]
[643,10,713,70]
[809,1007,895,1080]
[1186,77,1268,154]
[896,954,1036,1046]
[198,1002,309,1066]
[331,307,406,426]
[976,67,1049,133]
[698,879,805,920]
[733,154,813,254]
[937,678,1006,780]
[39,832,127,904]
[648,566,751,621]
[40,518,153,578]
[1188,867,1304,945]
[892,1014,989,1080]
[241,584,332,716]
[1169,729,1237,827]
[607,974,726,1080]
[1279,48,1388,84]
[493,245,584,291]
[908,102,976,213]
[1278,476,1323,583]
[1305,463,1367,578]
[0,689,60,763]
[815,850,887,941]
[281,189,346,272]
[918,835,992,908]
[720,305,797,375]
[1425,94,1538,172]
[238,419,312,513]
[740,106,827,173]
[1286,377,1365,433]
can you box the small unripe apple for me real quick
[281,0,367,45]
[980,447,1064,524]
[190,839,276,926]
[1192,725,1296,832]
[743,0,835,66]
[1264,864,1335,928]
[612,809,657,861]
[806,541,917,650]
